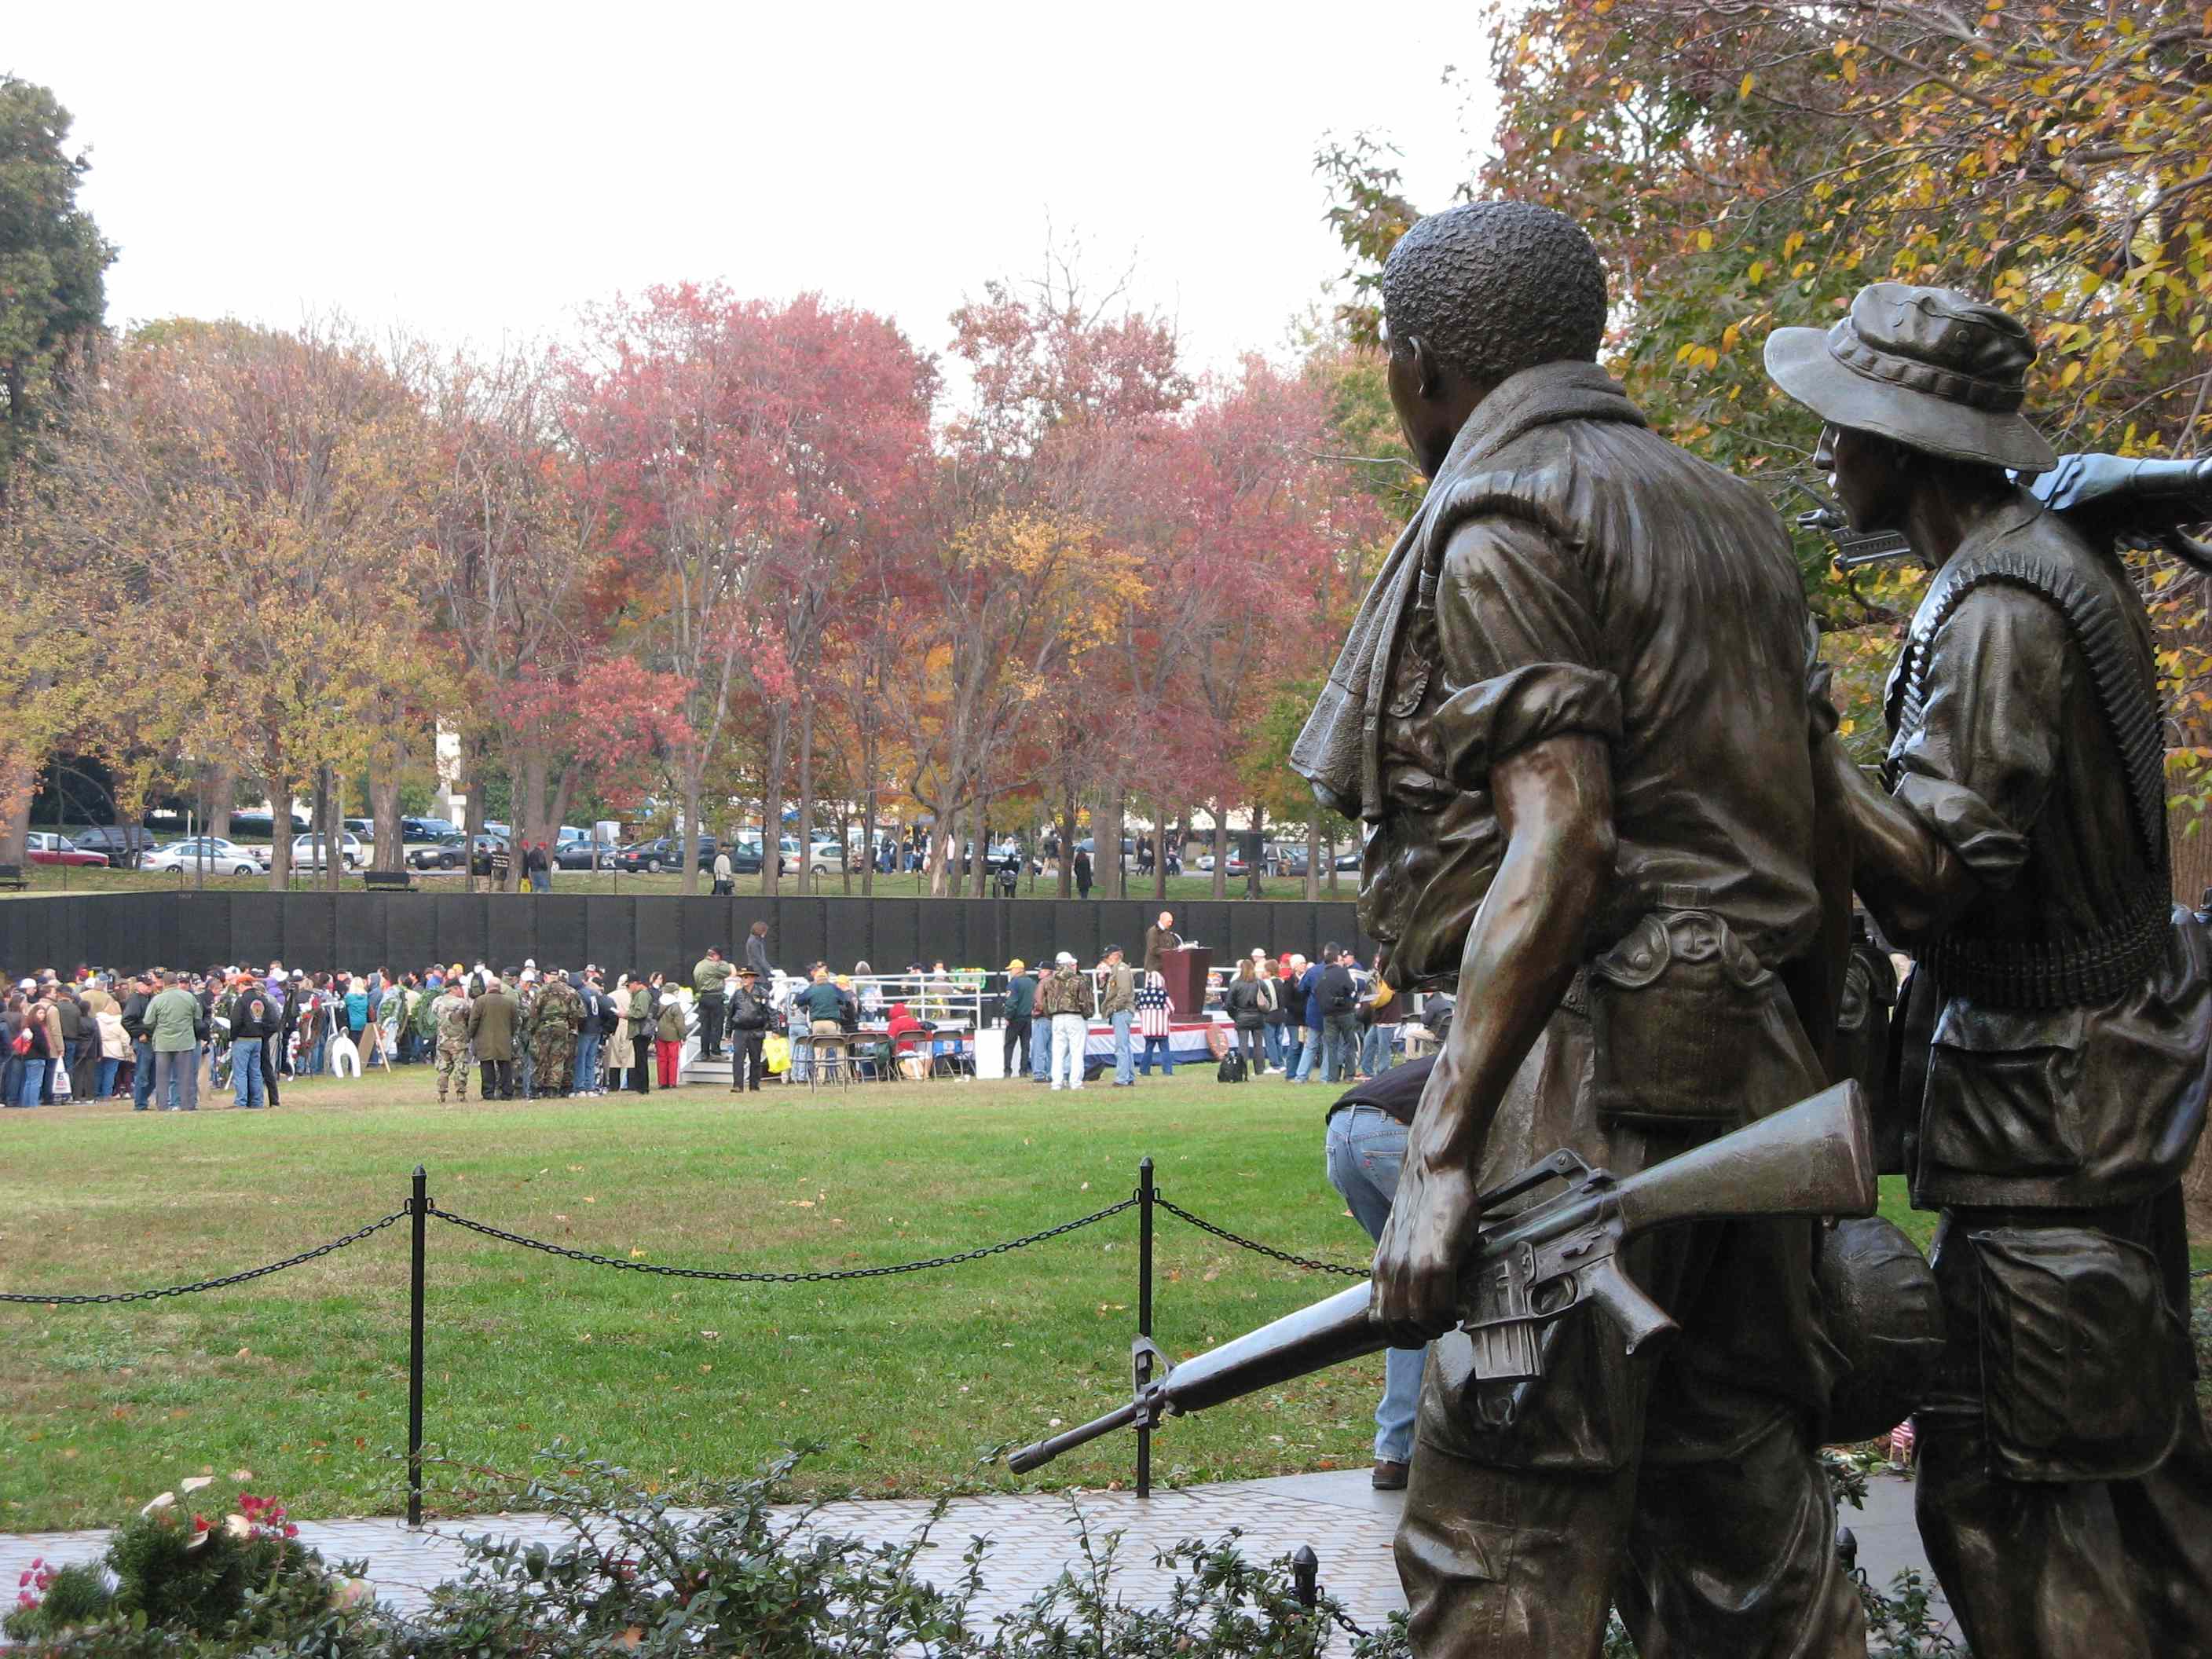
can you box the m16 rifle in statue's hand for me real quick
[1009,1081,1877,1476]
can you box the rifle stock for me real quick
[1008,1082,1873,1477]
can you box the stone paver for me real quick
[0,1468,1939,1639]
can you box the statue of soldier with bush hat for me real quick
[1767,282,2212,1659]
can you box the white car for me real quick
[145,837,261,877]
[269,832,367,870]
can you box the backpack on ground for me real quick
[1217,1051,1247,1084]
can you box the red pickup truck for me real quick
[24,833,110,868]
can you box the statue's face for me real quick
[1383,320,1474,480]
[1815,423,1912,533]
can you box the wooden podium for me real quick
[1159,946,1211,1023]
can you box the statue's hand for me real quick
[1370,1155,1479,1348]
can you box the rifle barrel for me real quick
[1008,1400,1144,1474]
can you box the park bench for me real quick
[0,863,24,891]
[361,870,414,892]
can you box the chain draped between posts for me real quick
[1152,1196,1372,1277]
[0,1209,413,1306]
[425,1196,1139,1281]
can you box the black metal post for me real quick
[407,1165,427,1528]
[1137,1155,1154,1499]
[1292,1544,1319,1612]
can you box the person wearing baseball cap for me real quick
[1001,958,1036,1082]
[1769,284,2212,1655]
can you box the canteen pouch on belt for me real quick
[1968,1224,2190,1483]
[1587,899,1810,1126]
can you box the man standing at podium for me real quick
[1144,912,1181,976]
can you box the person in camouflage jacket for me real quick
[432,981,472,1103]
[531,972,584,1100]
[513,975,540,1097]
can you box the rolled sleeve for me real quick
[1430,514,1618,785]
[1889,586,2068,889]
[1432,664,1622,789]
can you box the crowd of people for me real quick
[2,960,721,1110]
[994,915,1432,1090]
[2,914,1430,1110]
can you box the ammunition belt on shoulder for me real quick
[1928,873,2171,1009]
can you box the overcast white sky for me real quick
[9,4,1493,379]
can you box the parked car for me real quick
[144,837,260,877]
[269,832,367,871]
[24,832,109,868]
[1267,846,1363,878]
[613,835,719,874]
[555,839,617,870]
[408,832,469,870]
[72,825,158,868]
[401,816,458,843]
[1194,851,1251,877]
[225,811,310,843]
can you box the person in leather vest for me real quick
[1769,283,2212,1659]
[1294,202,1861,1659]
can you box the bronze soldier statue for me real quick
[1292,202,1864,1657]
[1768,284,2212,1658]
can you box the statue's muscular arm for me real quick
[1371,731,1614,1344]
[1820,735,1979,950]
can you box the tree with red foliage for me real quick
[566,287,934,893]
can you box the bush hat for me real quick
[1765,284,2056,474]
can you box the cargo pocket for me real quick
[1969,1225,2189,1482]
[1588,907,1807,1126]
[1921,1004,2086,1179]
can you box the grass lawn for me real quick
[2,863,1353,905]
[5,1065,2192,1536]
[3,1068,1392,1531]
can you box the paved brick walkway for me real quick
[0,1469,1942,1638]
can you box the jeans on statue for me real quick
[1110,1010,1134,1083]
[1325,1103,1424,1462]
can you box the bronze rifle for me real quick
[1010,1081,1876,1474]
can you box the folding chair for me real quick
[805,1032,854,1091]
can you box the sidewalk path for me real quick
[0,1469,1941,1635]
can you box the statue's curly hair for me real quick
[1382,202,1609,384]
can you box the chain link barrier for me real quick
[0,1208,412,1306]
[425,1195,1139,1283]
[1153,1196,1371,1277]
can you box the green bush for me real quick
[6,1450,1965,1657]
